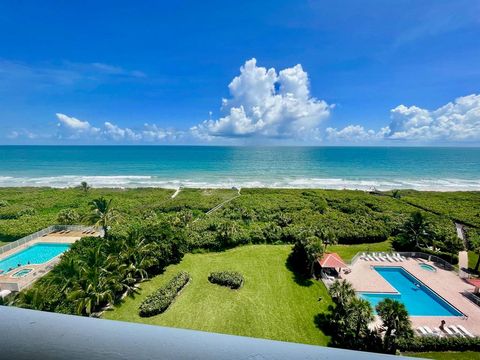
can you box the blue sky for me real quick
[1,0,479,145]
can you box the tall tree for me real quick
[88,197,117,238]
[80,181,91,194]
[376,299,413,354]
[397,211,431,249]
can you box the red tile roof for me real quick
[467,278,480,288]
[318,253,347,268]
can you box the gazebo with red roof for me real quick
[318,253,348,270]
[467,278,480,294]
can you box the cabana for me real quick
[318,253,349,280]
[467,278,480,294]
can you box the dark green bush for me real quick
[208,271,244,289]
[398,336,480,352]
[139,271,190,317]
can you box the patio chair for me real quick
[442,326,455,337]
[416,327,428,336]
[456,325,475,338]
[423,326,441,337]
[385,254,395,262]
[449,325,466,337]
[367,254,375,261]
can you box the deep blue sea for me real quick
[0,146,479,190]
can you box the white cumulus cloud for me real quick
[191,58,332,140]
[326,94,480,144]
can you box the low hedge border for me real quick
[139,271,190,317]
[208,271,244,289]
[398,336,480,352]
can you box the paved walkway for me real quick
[345,256,480,336]
[456,223,469,278]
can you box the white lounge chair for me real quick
[366,254,374,261]
[443,326,455,336]
[456,325,475,338]
[449,325,465,337]
[371,254,380,261]
[385,254,396,262]
[395,253,406,260]
[423,326,440,337]
[392,253,402,262]
[417,326,429,336]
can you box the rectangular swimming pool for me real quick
[359,266,463,317]
[0,243,71,274]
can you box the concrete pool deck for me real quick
[0,230,100,292]
[343,255,480,336]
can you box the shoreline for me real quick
[0,176,479,192]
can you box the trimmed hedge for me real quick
[208,271,244,289]
[398,336,480,352]
[139,271,190,317]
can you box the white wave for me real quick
[0,175,479,191]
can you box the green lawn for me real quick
[104,244,332,345]
[469,251,479,272]
[329,240,392,262]
[406,351,480,360]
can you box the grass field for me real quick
[469,251,479,272]
[406,351,480,360]
[104,244,332,345]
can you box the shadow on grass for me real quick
[314,310,334,346]
[285,253,313,287]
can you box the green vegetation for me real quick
[393,211,463,264]
[3,187,479,355]
[406,351,480,360]
[139,271,190,317]
[208,271,244,289]
[105,245,331,346]
[393,190,480,227]
[320,280,412,354]
[399,336,480,353]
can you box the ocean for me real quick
[0,146,479,191]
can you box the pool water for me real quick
[0,243,70,274]
[11,268,33,278]
[420,264,436,272]
[360,267,463,317]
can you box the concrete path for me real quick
[171,187,181,199]
[456,222,469,278]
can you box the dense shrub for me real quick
[208,271,244,289]
[57,209,81,225]
[139,271,190,317]
[0,200,9,207]
[398,336,480,352]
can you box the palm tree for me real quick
[315,226,337,252]
[68,268,116,315]
[87,197,117,238]
[400,211,431,248]
[349,297,374,347]
[304,236,324,276]
[80,181,91,194]
[329,279,355,310]
[376,298,413,353]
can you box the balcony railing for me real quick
[0,306,410,359]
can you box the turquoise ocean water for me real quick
[0,146,479,190]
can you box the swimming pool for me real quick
[419,263,436,272]
[11,268,33,278]
[360,266,463,317]
[0,243,70,274]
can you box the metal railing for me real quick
[350,251,456,272]
[0,306,409,360]
[0,225,100,255]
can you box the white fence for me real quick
[0,225,100,255]
[350,251,457,272]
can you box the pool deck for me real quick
[0,230,99,292]
[343,255,480,336]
